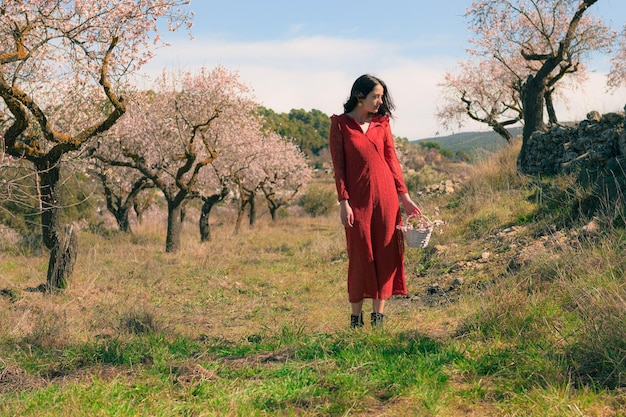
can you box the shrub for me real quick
[299,186,337,217]
[404,165,447,194]
[120,306,161,335]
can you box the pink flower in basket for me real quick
[396,207,445,248]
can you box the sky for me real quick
[141,0,626,140]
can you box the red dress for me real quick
[329,113,408,303]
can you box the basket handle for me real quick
[407,212,422,219]
[402,213,430,228]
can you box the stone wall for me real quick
[520,106,626,176]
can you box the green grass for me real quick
[0,328,462,416]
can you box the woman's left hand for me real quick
[400,193,421,217]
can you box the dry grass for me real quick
[1,211,356,347]
[3,202,455,353]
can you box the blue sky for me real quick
[142,0,626,140]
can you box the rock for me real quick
[508,240,545,271]
[450,277,464,288]
[421,180,459,195]
[602,112,624,124]
[434,244,449,252]
[521,109,624,175]
[427,283,443,295]
[619,124,626,157]
[587,110,601,122]
[581,219,600,236]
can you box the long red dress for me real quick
[329,113,408,303]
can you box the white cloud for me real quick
[138,36,625,140]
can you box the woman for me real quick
[329,74,421,328]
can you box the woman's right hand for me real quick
[340,200,354,228]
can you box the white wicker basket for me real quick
[397,216,433,248]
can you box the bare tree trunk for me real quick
[519,75,547,172]
[544,89,558,125]
[234,201,245,235]
[39,163,61,250]
[180,202,187,223]
[37,163,78,292]
[101,176,151,233]
[199,193,223,242]
[268,204,278,221]
[165,200,183,253]
[248,193,256,227]
[46,224,77,292]
[114,206,133,233]
[133,200,145,224]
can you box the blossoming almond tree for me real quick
[436,59,524,142]
[441,0,615,171]
[0,0,192,290]
[609,27,626,88]
[0,136,38,227]
[193,111,313,239]
[91,66,262,252]
[90,161,153,233]
[227,131,313,233]
[196,105,266,240]
[258,133,313,221]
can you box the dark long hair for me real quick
[343,74,395,117]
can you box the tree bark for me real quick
[519,75,548,172]
[491,122,514,143]
[545,89,558,125]
[38,163,61,250]
[199,195,219,242]
[37,162,77,292]
[46,223,77,292]
[234,198,247,235]
[262,188,279,221]
[268,204,278,221]
[248,193,256,227]
[114,206,133,233]
[165,200,183,253]
[101,176,151,233]
[199,187,229,242]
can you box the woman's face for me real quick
[360,84,384,114]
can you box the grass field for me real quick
[2,142,626,416]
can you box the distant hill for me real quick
[414,126,523,155]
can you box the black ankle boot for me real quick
[350,312,364,328]
[371,312,384,327]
